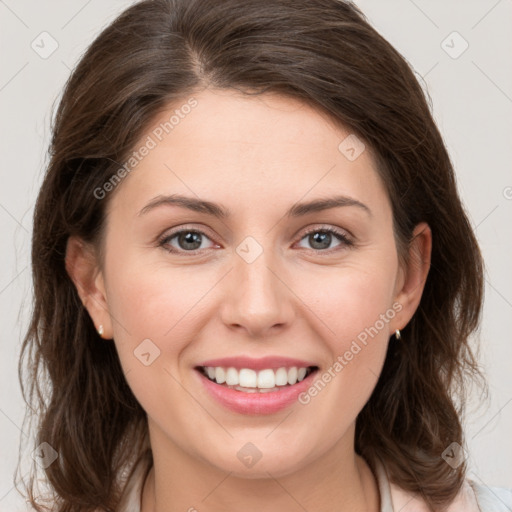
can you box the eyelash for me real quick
[157,225,353,255]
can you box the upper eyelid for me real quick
[301,225,350,237]
[159,224,217,242]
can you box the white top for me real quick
[115,453,512,512]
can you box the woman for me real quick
[18,0,512,511]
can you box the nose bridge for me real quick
[222,234,293,335]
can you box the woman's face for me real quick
[73,88,430,477]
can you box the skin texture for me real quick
[66,88,432,512]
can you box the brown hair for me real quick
[17,0,487,510]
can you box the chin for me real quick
[204,448,308,479]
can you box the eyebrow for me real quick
[138,193,372,218]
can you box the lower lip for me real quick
[195,368,317,415]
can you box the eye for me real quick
[158,225,353,255]
[158,228,217,254]
[295,226,353,252]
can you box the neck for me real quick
[141,423,380,512]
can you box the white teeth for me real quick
[214,367,226,384]
[257,369,275,388]
[203,365,314,388]
[225,367,239,385]
[275,367,288,386]
[239,368,257,387]
[287,367,298,385]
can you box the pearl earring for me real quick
[98,325,104,337]
[395,329,401,340]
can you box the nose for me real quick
[219,240,296,338]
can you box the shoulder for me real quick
[374,459,512,512]
[467,479,512,512]
[389,477,512,512]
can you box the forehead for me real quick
[107,88,390,220]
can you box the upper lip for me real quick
[196,356,318,371]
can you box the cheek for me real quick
[104,258,222,411]
[102,260,185,384]
[298,260,396,405]
[308,263,397,348]
[298,274,393,434]
[106,255,209,340]
[105,263,196,422]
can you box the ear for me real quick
[392,222,432,332]
[65,235,113,339]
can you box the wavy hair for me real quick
[17,0,486,510]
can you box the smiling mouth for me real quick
[196,365,319,393]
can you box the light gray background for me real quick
[1,1,511,510]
